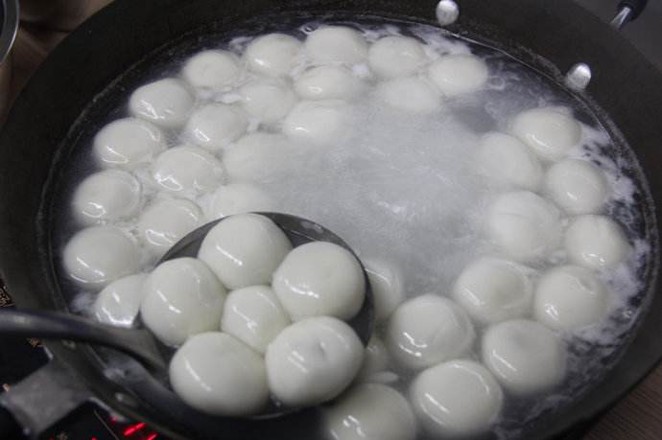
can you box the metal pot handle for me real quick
[0,358,92,438]
[0,0,19,64]
[612,0,648,29]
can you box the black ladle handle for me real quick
[0,309,166,371]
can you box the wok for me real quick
[0,0,660,438]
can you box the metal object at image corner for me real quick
[0,0,19,64]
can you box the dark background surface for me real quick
[575,0,662,68]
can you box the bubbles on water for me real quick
[261,99,495,295]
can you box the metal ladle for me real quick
[0,212,374,386]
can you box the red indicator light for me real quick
[123,422,146,436]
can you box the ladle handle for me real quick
[0,309,166,371]
[1,308,126,343]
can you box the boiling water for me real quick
[52,17,655,440]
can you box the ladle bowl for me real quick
[0,212,374,417]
